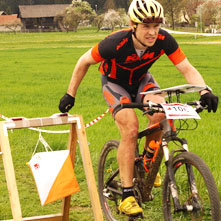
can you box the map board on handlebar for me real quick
[141,84,206,97]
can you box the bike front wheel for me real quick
[162,152,221,221]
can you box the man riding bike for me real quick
[59,0,218,217]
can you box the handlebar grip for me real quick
[187,101,202,106]
[186,101,198,106]
[121,103,146,109]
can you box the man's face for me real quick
[135,23,160,47]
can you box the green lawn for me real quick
[0,28,221,220]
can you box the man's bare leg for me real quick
[115,108,139,187]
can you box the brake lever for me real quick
[189,101,207,113]
[143,100,164,116]
[143,110,155,116]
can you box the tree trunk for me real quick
[183,11,189,24]
[58,20,66,32]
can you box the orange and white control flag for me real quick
[28,150,80,206]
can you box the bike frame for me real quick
[138,117,202,212]
[102,116,202,213]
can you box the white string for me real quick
[32,133,40,156]
[29,127,70,133]
[32,132,53,157]
[39,133,53,152]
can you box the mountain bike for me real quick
[97,85,221,221]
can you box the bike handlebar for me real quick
[121,101,205,114]
[121,103,149,109]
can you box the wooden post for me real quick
[0,114,103,221]
[76,115,103,221]
[62,123,78,221]
[0,122,23,221]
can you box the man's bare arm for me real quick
[67,48,98,97]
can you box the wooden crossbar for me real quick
[7,214,63,221]
[3,114,81,129]
[0,114,103,221]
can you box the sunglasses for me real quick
[142,17,163,23]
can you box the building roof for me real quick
[18,4,70,18]
[0,14,20,26]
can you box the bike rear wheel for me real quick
[162,152,221,221]
[98,140,145,221]
[98,140,122,221]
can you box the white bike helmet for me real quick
[128,0,164,24]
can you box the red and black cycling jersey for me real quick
[91,28,186,86]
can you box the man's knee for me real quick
[148,112,165,124]
[123,126,138,140]
[118,121,139,139]
[115,109,139,139]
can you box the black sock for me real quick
[122,187,134,201]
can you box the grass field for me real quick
[0,27,221,220]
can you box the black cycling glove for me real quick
[59,93,75,113]
[200,92,219,113]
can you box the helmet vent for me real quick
[158,7,162,16]
[133,8,142,22]
[136,1,141,10]
[143,2,148,12]
[150,6,155,16]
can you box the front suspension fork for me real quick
[162,138,201,212]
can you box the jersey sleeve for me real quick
[162,31,186,65]
[91,43,103,62]
[91,32,122,62]
[168,47,186,65]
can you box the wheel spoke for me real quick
[162,152,221,220]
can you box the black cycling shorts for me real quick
[102,73,160,117]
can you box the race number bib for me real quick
[161,103,200,119]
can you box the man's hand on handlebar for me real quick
[200,92,219,113]
[59,93,75,113]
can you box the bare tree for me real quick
[201,0,219,26]
[4,17,22,34]
[159,0,186,29]
[217,3,221,28]
[182,0,205,24]
[54,12,66,31]
[104,0,116,11]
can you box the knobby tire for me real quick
[162,152,221,221]
[98,140,120,221]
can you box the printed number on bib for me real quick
[161,103,200,119]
